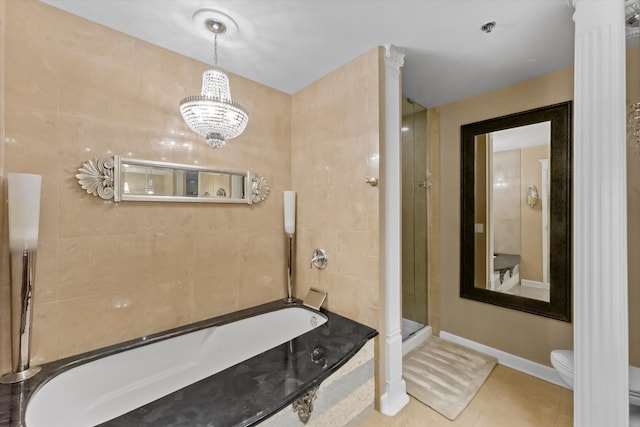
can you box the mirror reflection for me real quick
[474,122,550,302]
[121,163,246,200]
[460,101,571,321]
[75,156,269,205]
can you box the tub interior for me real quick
[25,306,327,427]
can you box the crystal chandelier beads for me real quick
[179,14,249,149]
[180,67,249,149]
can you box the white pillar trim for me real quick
[379,44,409,416]
[572,1,629,425]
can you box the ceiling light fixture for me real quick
[180,10,249,149]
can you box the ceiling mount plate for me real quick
[192,9,239,39]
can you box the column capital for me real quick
[383,44,405,72]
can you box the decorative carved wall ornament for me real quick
[250,172,270,203]
[292,386,319,424]
[76,157,115,200]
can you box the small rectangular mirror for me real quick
[76,156,269,205]
[120,160,247,202]
[118,158,249,203]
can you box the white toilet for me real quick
[550,349,640,406]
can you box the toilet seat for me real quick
[550,350,573,372]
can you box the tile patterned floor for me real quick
[350,365,572,427]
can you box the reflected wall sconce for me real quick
[526,184,539,208]
[180,10,249,149]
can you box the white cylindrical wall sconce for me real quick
[284,191,296,235]
[283,191,296,303]
[8,173,42,251]
[0,173,43,383]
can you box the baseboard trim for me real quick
[521,279,550,290]
[402,325,432,356]
[439,331,570,389]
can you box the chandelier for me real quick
[180,17,249,149]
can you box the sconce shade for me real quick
[8,173,42,251]
[284,191,296,234]
[180,67,249,149]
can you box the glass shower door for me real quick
[401,97,429,341]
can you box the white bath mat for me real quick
[403,336,497,420]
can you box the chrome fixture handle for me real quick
[365,176,378,187]
[310,249,328,270]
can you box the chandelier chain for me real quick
[213,33,218,67]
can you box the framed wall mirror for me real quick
[460,101,572,321]
[76,156,270,204]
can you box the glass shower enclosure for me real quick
[401,97,429,341]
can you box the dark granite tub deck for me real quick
[0,299,377,427]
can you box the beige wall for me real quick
[0,0,292,372]
[438,67,574,366]
[439,46,640,366]
[473,134,489,289]
[627,45,640,365]
[291,48,381,330]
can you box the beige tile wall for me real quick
[1,0,292,371]
[291,48,381,329]
[492,149,522,255]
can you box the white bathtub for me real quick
[25,306,328,427]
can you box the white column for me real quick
[573,1,628,425]
[379,44,409,416]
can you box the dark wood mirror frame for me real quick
[460,101,572,321]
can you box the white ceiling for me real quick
[40,0,579,107]
[492,122,551,152]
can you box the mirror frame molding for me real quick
[460,101,572,322]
